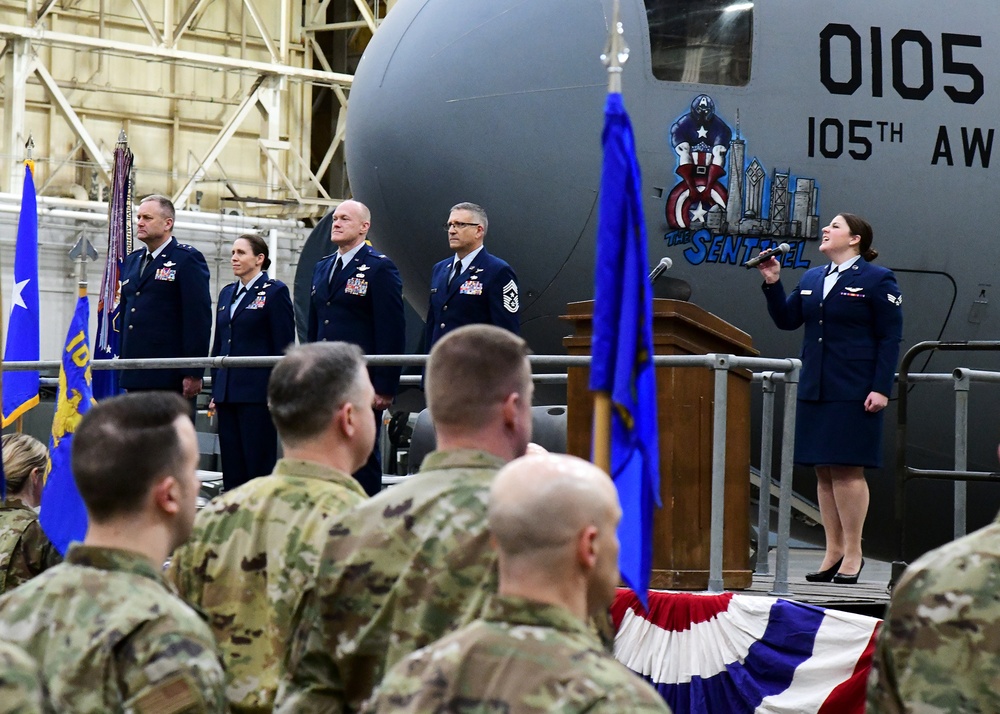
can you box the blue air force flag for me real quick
[590,92,661,608]
[2,162,40,427]
[40,296,95,554]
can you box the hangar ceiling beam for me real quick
[172,74,273,209]
[32,60,113,185]
[0,24,353,87]
[2,38,31,193]
[241,0,280,63]
[173,0,212,46]
[129,0,164,46]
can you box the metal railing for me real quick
[894,341,1000,582]
[5,351,804,594]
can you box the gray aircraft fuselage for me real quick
[331,0,1000,561]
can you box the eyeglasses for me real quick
[444,221,480,230]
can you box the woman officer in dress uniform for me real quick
[210,234,295,491]
[757,213,903,584]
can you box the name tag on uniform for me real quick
[460,280,483,295]
[345,278,368,296]
[800,289,813,295]
[155,267,177,281]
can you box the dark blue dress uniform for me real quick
[763,258,903,467]
[212,273,295,491]
[119,237,212,392]
[307,244,405,496]
[424,248,520,352]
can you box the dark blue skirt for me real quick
[795,400,884,468]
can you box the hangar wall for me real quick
[0,0,388,357]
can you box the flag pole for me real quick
[592,0,629,474]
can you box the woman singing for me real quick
[757,213,903,584]
[211,234,295,491]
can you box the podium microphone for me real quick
[744,243,790,269]
[648,257,673,282]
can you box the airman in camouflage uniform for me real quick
[364,453,671,714]
[168,343,375,713]
[0,500,60,594]
[0,434,61,594]
[0,545,225,713]
[276,325,535,713]
[0,639,50,714]
[0,393,226,713]
[867,512,1000,713]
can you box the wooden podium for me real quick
[562,299,757,590]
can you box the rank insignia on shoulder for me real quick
[261,282,272,289]
[888,293,902,306]
[503,280,519,313]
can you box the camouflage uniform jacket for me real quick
[0,499,61,594]
[362,595,672,713]
[0,544,226,713]
[167,458,368,713]
[867,515,1000,713]
[276,449,506,714]
[0,639,51,714]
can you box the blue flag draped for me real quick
[2,162,40,428]
[590,92,661,609]
[40,295,95,554]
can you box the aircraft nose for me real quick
[344,0,610,344]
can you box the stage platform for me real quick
[744,548,891,618]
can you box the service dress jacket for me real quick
[119,237,212,391]
[211,272,295,404]
[762,258,903,402]
[424,247,520,352]
[307,244,405,397]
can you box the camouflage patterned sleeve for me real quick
[865,622,904,714]
[19,520,62,577]
[274,583,347,714]
[114,615,228,713]
[866,541,1000,714]
[0,641,51,714]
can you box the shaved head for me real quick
[489,454,621,614]
[490,454,618,556]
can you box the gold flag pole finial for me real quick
[600,0,629,94]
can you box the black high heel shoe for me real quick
[832,559,865,585]
[805,557,844,583]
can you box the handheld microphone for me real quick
[648,257,673,282]
[744,243,790,269]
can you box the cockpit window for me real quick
[645,1,753,86]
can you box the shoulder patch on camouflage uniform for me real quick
[132,673,202,714]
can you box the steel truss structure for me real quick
[0,0,390,219]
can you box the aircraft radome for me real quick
[313,0,1000,562]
